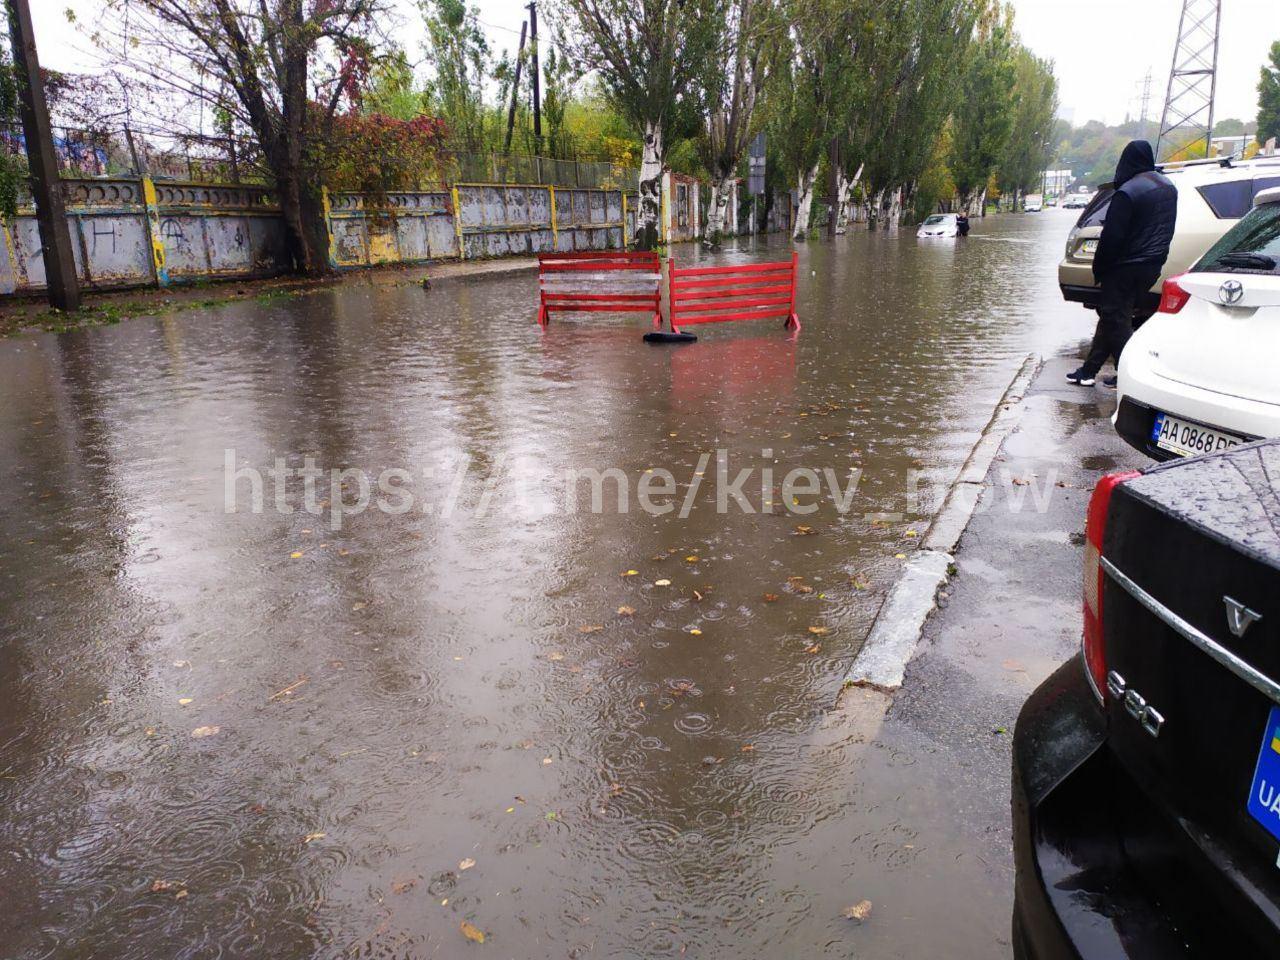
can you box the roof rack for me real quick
[1156,156,1234,171]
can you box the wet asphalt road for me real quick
[0,209,1130,959]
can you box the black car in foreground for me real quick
[1013,439,1280,958]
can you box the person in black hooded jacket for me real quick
[1067,140,1177,386]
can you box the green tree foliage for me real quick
[557,0,720,248]
[950,1,1016,208]
[1260,40,1280,147]
[422,0,497,156]
[998,46,1058,203]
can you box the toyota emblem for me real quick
[1219,279,1245,304]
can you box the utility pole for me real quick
[527,0,542,154]
[503,19,528,156]
[1156,0,1221,161]
[1136,70,1152,143]
[5,0,80,310]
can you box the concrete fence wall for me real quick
[0,177,631,298]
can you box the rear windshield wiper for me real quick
[1213,252,1278,270]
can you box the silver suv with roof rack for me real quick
[1059,155,1280,322]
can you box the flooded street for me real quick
[2,211,1089,958]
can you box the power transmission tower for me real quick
[1138,70,1153,143]
[1156,0,1221,161]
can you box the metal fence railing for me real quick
[0,121,641,194]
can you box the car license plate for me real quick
[1150,412,1244,458]
[1081,239,1098,253]
[1248,706,1280,843]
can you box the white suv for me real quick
[1060,156,1280,322]
[1114,186,1280,459]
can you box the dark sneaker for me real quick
[1065,368,1096,386]
[1101,375,1118,387]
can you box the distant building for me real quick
[1041,169,1073,196]
[1210,135,1253,158]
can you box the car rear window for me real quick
[1193,202,1280,275]
[1076,189,1112,228]
[1197,180,1254,219]
[1195,176,1280,219]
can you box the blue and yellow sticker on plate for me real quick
[1248,705,1280,842]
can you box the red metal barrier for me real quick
[536,251,662,329]
[667,251,800,334]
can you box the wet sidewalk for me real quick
[820,351,1146,958]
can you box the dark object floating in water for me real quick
[643,331,698,344]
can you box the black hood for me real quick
[1114,140,1155,188]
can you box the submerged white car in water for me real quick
[1115,186,1280,460]
[917,213,959,238]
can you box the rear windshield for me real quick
[1075,188,1112,228]
[1193,202,1280,275]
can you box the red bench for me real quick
[667,252,800,334]
[535,251,663,329]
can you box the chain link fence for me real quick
[0,122,639,192]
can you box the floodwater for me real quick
[1,210,1089,959]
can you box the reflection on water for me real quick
[1,213,1082,958]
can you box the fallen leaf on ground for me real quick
[460,920,486,943]
[190,725,220,738]
[842,899,873,922]
[459,858,476,871]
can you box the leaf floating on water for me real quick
[391,878,417,894]
[684,555,699,563]
[654,579,671,587]
[578,624,603,634]
[617,605,636,616]
[688,628,702,636]
[289,551,304,559]
[302,831,326,844]
[458,858,476,871]
[842,899,873,922]
[547,651,565,662]
[460,920,486,944]
[794,525,815,536]
[741,744,755,752]
[805,644,822,654]
[190,725,220,738]
[794,584,814,595]
[807,626,830,636]
[691,589,704,602]
[621,569,639,577]
[762,593,779,603]
[178,697,193,706]
[150,879,177,893]
[894,553,908,560]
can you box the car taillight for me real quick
[1157,274,1191,314]
[1083,470,1141,702]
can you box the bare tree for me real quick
[95,0,390,273]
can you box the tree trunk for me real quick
[835,163,863,234]
[867,188,883,230]
[976,187,988,217]
[885,186,902,232]
[635,121,663,250]
[792,163,819,242]
[704,173,734,248]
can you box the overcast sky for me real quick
[28,0,1280,131]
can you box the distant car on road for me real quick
[1013,440,1280,958]
[1115,186,1280,460]
[1062,193,1091,210]
[1024,194,1044,212]
[1059,156,1280,322]
[917,213,960,238]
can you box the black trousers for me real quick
[1081,263,1162,377]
